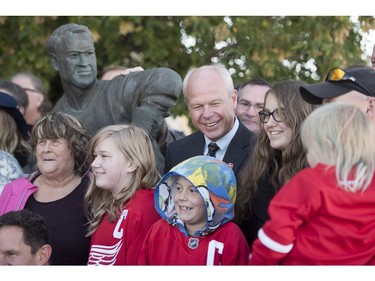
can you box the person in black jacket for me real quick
[164,64,256,179]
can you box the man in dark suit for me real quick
[164,64,256,177]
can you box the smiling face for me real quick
[173,176,207,235]
[185,69,237,142]
[91,137,136,197]
[36,138,75,178]
[263,93,293,151]
[235,84,270,133]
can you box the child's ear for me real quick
[126,161,138,173]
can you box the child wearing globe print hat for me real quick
[138,155,250,265]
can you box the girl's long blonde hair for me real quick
[84,124,161,236]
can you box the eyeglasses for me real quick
[22,87,41,94]
[325,68,373,97]
[258,109,286,123]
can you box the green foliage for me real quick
[0,16,374,120]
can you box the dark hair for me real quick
[0,80,29,109]
[0,209,50,255]
[236,78,272,95]
[29,112,90,176]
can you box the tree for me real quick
[0,16,374,118]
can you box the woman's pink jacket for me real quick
[0,174,37,215]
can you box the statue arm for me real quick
[125,67,183,141]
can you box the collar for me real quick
[204,118,239,160]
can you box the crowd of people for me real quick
[1,22,375,266]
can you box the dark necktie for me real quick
[207,142,219,157]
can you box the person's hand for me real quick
[122,66,144,75]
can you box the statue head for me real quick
[46,23,98,89]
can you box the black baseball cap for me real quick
[300,66,375,104]
[0,91,30,140]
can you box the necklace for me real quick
[188,237,199,249]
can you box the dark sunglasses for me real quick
[325,68,373,97]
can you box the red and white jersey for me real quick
[138,219,250,265]
[250,163,375,265]
[88,189,160,265]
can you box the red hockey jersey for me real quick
[87,189,160,265]
[138,156,250,265]
[138,219,250,265]
[250,164,375,265]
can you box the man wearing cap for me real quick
[300,65,375,121]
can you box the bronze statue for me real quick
[46,23,182,173]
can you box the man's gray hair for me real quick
[182,64,234,99]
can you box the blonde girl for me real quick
[85,124,161,265]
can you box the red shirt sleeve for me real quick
[249,168,322,265]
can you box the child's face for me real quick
[173,176,207,235]
[91,137,136,196]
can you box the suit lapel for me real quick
[191,132,206,155]
[223,122,255,175]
